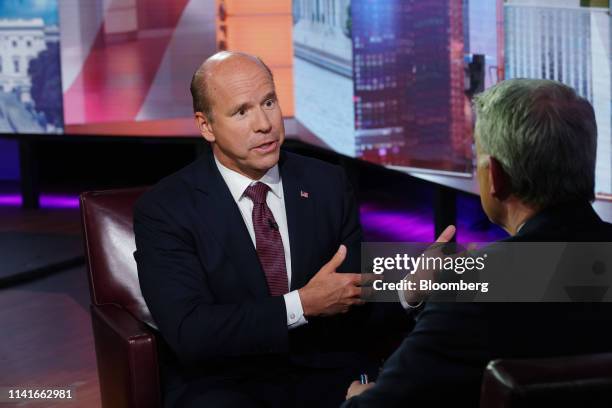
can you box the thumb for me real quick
[325,244,347,272]
[435,225,456,243]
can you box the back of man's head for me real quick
[474,78,597,208]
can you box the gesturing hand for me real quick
[298,245,364,317]
[400,224,457,305]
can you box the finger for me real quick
[359,273,377,286]
[348,286,362,298]
[324,244,347,271]
[361,286,375,300]
[350,298,366,306]
[346,273,362,286]
[435,225,456,243]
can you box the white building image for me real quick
[292,0,356,157]
[292,0,352,73]
[0,18,48,104]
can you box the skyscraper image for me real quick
[352,0,471,173]
[504,0,612,196]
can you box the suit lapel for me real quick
[280,152,316,291]
[192,150,270,298]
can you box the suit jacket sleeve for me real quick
[341,303,490,408]
[133,198,288,367]
[337,165,362,273]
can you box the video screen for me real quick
[293,0,612,194]
[60,0,216,136]
[0,0,611,195]
[293,0,478,175]
[0,0,293,137]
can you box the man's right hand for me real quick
[298,245,364,317]
[400,225,457,305]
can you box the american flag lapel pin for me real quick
[300,190,309,199]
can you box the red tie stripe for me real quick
[244,182,289,296]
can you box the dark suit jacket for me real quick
[342,200,612,408]
[134,148,384,406]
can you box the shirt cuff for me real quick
[398,277,423,310]
[284,290,308,329]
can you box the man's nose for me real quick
[252,106,272,133]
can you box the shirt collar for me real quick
[214,155,282,202]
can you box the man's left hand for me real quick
[346,380,375,400]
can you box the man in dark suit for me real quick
[134,51,404,408]
[343,79,612,407]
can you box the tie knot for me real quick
[244,182,270,204]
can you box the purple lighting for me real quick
[0,195,22,206]
[455,223,507,243]
[360,203,434,242]
[40,195,80,209]
[0,194,80,209]
[360,202,506,243]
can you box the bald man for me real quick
[134,52,400,407]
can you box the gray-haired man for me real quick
[342,79,612,407]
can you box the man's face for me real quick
[198,57,284,179]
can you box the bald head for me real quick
[190,51,274,120]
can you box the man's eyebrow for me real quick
[261,91,277,103]
[227,92,276,114]
[228,101,251,114]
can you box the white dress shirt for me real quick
[214,157,307,329]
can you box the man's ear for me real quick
[194,112,215,143]
[489,156,511,200]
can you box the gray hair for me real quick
[473,78,597,207]
[190,51,274,121]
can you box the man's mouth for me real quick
[253,140,278,153]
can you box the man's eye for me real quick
[264,99,275,108]
[236,109,246,116]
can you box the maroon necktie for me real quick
[244,182,289,296]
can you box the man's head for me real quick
[473,79,597,228]
[191,51,284,180]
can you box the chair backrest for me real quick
[80,188,155,328]
[480,354,612,407]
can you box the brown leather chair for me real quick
[480,354,612,407]
[80,188,161,408]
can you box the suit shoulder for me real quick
[135,159,200,215]
[282,150,344,178]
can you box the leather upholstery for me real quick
[480,354,612,407]
[81,188,154,327]
[91,303,161,408]
[80,188,161,408]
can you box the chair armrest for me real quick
[480,354,612,408]
[91,303,162,408]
